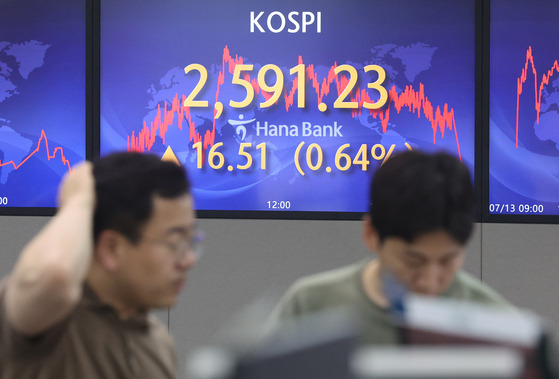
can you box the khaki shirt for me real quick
[0,279,177,379]
[266,260,513,346]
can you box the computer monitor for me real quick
[399,295,555,379]
[99,0,478,220]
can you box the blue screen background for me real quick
[100,0,476,213]
[0,0,86,209]
[490,0,559,216]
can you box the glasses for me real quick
[145,230,205,261]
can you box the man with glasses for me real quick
[0,152,200,378]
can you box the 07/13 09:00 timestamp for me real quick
[489,203,544,214]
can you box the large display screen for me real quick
[0,0,87,213]
[488,0,559,219]
[100,0,476,217]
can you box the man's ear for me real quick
[94,230,125,271]
[362,215,380,252]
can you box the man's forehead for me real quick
[141,194,195,233]
[404,247,462,260]
[151,193,193,210]
[383,231,465,256]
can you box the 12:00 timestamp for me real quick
[489,203,544,214]
[267,201,291,210]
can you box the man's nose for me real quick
[415,264,442,295]
[176,250,196,270]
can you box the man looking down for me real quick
[266,150,512,345]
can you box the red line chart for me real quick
[127,46,462,159]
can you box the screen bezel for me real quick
[94,0,483,221]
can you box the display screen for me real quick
[100,0,476,217]
[0,0,87,212]
[488,0,559,218]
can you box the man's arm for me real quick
[4,162,95,336]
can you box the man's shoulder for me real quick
[447,271,512,308]
[288,261,366,295]
[265,261,369,334]
[277,261,368,314]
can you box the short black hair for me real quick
[93,152,191,243]
[369,150,475,244]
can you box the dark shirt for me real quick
[0,279,177,379]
